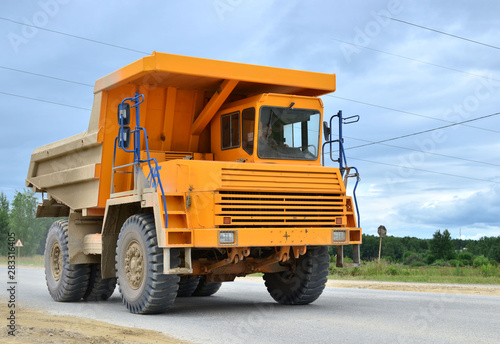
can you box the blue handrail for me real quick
[113,93,168,227]
[322,110,361,227]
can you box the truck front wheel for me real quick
[44,220,91,302]
[263,246,329,305]
[115,214,180,314]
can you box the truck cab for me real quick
[212,93,323,165]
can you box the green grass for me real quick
[0,254,45,268]
[329,260,500,285]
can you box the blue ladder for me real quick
[322,110,361,227]
[112,92,168,227]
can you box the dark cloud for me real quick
[396,185,500,227]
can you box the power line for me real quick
[346,112,500,150]
[0,16,149,55]
[386,17,500,51]
[347,156,500,185]
[0,65,93,87]
[332,37,500,84]
[327,95,500,134]
[0,91,91,111]
[343,136,500,168]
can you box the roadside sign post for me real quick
[377,226,387,265]
[14,239,23,260]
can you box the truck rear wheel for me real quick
[192,276,222,296]
[263,246,329,305]
[177,276,200,297]
[115,214,180,314]
[83,264,117,301]
[45,220,91,302]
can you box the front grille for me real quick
[216,191,346,228]
[220,167,343,192]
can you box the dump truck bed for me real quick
[26,52,336,213]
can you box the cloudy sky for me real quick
[1,0,499,239]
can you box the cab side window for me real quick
[221,111,240,150]
[242,107,255,155]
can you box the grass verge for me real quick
[329,260,500,285]
[0,254,45,268]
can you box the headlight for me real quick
[219,231,237,245]
[332,230,347,243]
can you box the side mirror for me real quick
[118,126,131,149]
[323,121,331,141]
[117,103,130,126]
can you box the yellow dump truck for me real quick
[26,52,361,314]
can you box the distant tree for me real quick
[401,236,428,254]
[488,239,500,262]
[0,193,10,255]
[9,189,52,256]
[419,239,430,252]
[458,252,473,266]
[430,229,456,260]
[473,255,489,268]
[404,252,423,266]
[360,234,379,261]
[425,254,436,265]
[381,236,405,262]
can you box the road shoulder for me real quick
[325,279,500,296]
[1,301,191,344]
[239,276,500,296]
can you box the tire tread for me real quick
[263,246,329,305]
[192,276,222,297]
[116,214,180,314]
[45,220,91,302]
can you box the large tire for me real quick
[115,214,180,314]
[177,276,200,297]
[83,264,117,301]
[263,246,329,305]
[192,276,222,297]
[44,220,91,302]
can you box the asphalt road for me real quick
[3,267,500,343]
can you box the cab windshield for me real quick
[257,106,320,160]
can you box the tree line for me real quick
[339,230,500,266]
[1,189,500,264]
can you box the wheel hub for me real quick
[50,241,62,281]
[125,240,144,290]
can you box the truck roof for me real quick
[94,52,336,96]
